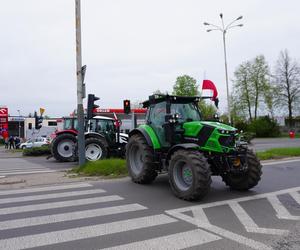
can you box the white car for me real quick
[20,137,50,149]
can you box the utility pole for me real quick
[204,14,243,125]
[75,0,85,166]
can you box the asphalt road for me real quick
[0,158,300,250]
[0,147,76,177]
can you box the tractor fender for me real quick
[56,130,78,137]
[129,128,154,148]
[166,143,199,165]
[84,132,108,147]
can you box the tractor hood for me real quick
[183,121,237,137]
[200,121,237,132]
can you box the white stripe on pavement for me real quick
[0,189,105,204]
[103,229,221,250]
[267,196,300,220]
[0,170,60,175]
[0,203,147,230]
[263,158,300,166]
[290,191,300,205]
[229,202,288,235]
[0,214,177,250]
[0,183,92,196]
[0,195,123,215]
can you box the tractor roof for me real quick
[143,94,201,108]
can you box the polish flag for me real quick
[202,80,218,101]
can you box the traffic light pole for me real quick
[75,0,85,166]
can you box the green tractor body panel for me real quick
[139,125,161,150]
[182,121,237,153]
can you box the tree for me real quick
[273,49,300,126]
[172,75,199,96]
[232,55,271,121]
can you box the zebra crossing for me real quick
[166,186,300,250]
[0,182,219,250]
[0,182,299,250]
[0,158,70,177]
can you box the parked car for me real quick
[20,137,50,149]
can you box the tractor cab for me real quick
[143,95,202,147]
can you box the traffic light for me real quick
[87,94,100,119]
[123,99,131,114]
[34,111,43,130]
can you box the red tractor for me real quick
[51,116,128,162]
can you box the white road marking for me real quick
[0,203,147,230]
[0,170,61,175]
[0,175,5,178]
[166,187,300,250]
[229,202,288,235]
[0,183,92,196]
[103,229,221,250]
[0,189,105,204]
[0,214,177,250]
[267,196,300,220]
[0,195,123,215]
[290,191,300,205]
[167,207,272,250]
[263,158,300,166]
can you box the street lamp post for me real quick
[17,109,21,138]
[204,14,243,125]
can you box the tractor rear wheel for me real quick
[169,150,211,201]
[85,137,108,161]
[221,150,262,191]
[126,134,157,184]
[51,134,77,162]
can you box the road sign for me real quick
[40,108,45,116]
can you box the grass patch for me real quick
[72,159,127,178]
[256,147,300,160]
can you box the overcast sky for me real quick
[1,0,299,117]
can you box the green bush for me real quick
[0,139,4,145]
[23,145,51,156]
[248,116,280,138]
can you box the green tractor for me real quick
[126,94,262,201]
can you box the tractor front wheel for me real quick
[169,150,211,201]
[85,137,108,161]
[221,150,262,191]
[51,134,77,162]
[126,134,157,184]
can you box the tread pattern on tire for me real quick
[221,150,262,191]
[169,149,211,201]
[126,134,157,184]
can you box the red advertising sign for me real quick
[0,107,9,139]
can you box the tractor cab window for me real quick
[148,101,166,126]
[64,119,72,130]
[97,120,115,133]
[171,103,201,122]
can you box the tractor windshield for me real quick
[171,103,201,122]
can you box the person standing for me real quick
[4,137,8,149]
[8,136,15,149]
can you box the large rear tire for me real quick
[51,134,77,162]
[169,150,211,201]
[85,137,108,161]
[222,150,262,191]
[126,134,157,184]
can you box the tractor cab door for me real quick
[147,101,170,148]
[96,119,116,145]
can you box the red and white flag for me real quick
[202,80,218,101]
